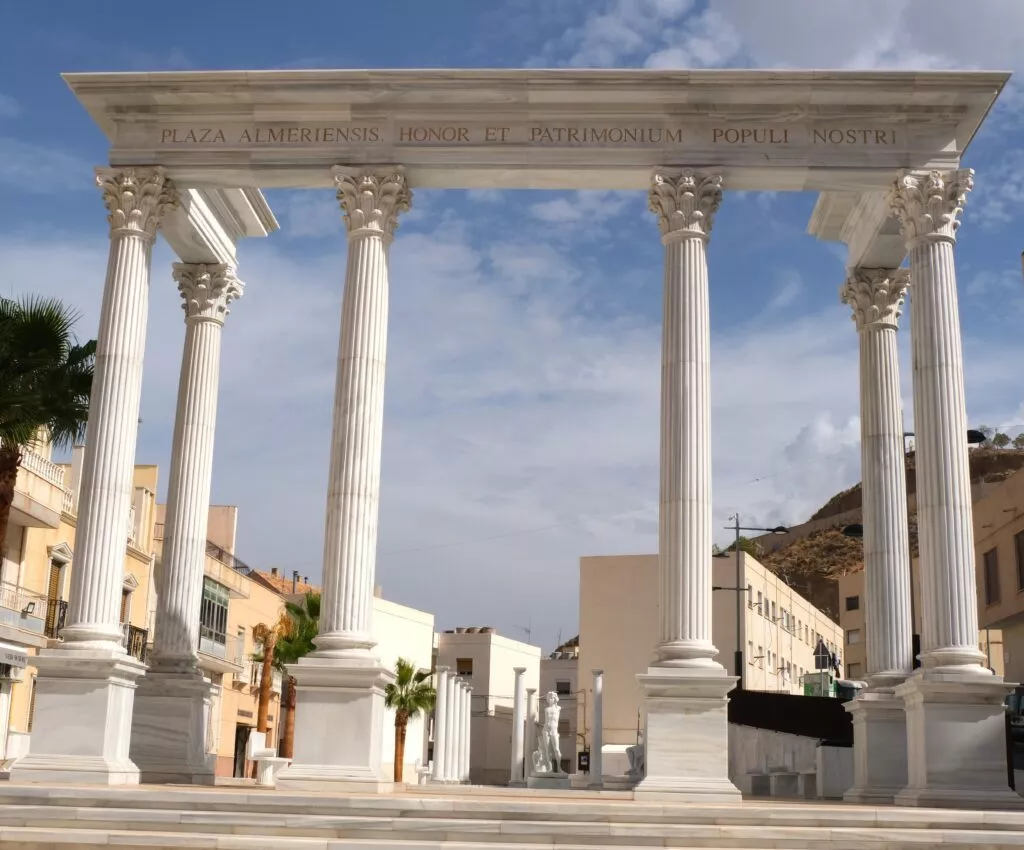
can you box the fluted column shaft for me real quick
[841,270,914,686]
[890,169,987,672]
[591,669,604,784]
[509,667,526,784]
[65,168,178,647]
[453,679,466,783]
[151,265,242,667]
[443,675,458,782]
[525,688,537,775]
[431,667,449,781]
[462,683,473,782]
[316,167,411,656]
[648,169,724,668]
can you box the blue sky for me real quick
[2,1,1023,651]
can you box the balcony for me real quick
[197,629,244,674]
[0,582,50,641]
[120,622,148,663]
[44,598,67,639]
[203,542,251,600]
[10,447,66,530]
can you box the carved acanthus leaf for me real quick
[96,167,178,241]
[888,169,973,245]
[648,169,724,240]
[332,166,411,237]
[173,263,244,323]
[839,268,909,331]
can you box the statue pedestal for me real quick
[527,772,571,789]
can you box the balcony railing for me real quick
[0,581,48,618]
[44,598,67,639]
[121,622,148,662]
[19,449,65,490]
[205,541,252,576]
[61,489,74,515]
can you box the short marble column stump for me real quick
[130,673,216,784]
[844,690,908,804]
[634,670,740,802]
[894,674,1022,809]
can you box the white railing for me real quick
[61,489,74,515]
[0,581,46,617]
[127,504,137,546]
[20,449,65,489]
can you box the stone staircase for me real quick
[0,784,1022,848]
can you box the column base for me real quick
[129,668,216,785]
[275,654,395,793]
[893,670,1024,809]
[10,647,146,786]
[844,687,908,804]
[633,667,741,802]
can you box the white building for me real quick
[436,627,540,785]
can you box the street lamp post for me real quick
[714,515,788,688]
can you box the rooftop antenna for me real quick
[513,616,532,644]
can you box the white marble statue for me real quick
[531,691,563,775]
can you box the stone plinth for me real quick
[894,673,1023,809]
[275,657,395,792]
[633,669,740,801]
[843,689,907,804]
[527,772,571,790]
[10,649,146,785]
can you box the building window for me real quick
[984,548,1000,606]
[756,645,763,667]
[1015,530,1024,591]
[771,601,777,621]
[557,718,569,734]
[456,657,473,677]
[845,595,860,611]
[847,662,862,679]
[555,680,571,696]
[200,577,229,644]
[756,591,763,614]
[747,640,753,661]
[847,628,862,645]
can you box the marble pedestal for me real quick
[130,670,216,785]
[527,772,571,789]
[633,669,741,801]
[276,656,395,792]
[10,648,146,785]
[844,688,908,804]
[894,672,1023,809]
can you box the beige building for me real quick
[578,552,843,763]
[0,438,157,763]
[436,628,541,784]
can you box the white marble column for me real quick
[590,669,604,788]
[443,673,458,783]
[840,268,914,804]
[131,262,242,784]
[453,678,467,784]
[462,682,473,783]
[280,167,410,792]
[430,667,449,782]
[525,687,537,776]
[509,666,527,785]
[635,169,739,802]
[889,169,1021,809]
[11,168,177,787]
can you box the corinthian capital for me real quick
[96,167,178,242]
[888,168,973,246]
[839,268,909,331]
[173,263,244,323]
[649,169,724,241]
[332,166,411,238]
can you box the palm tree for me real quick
[272,591,320,758]
[0,296,94,556]
[384,657,436,783]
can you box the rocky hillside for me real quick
[761,448,1024,620]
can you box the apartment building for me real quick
[436,627,542,784]
[0,438,156,762]
[578,552,843,775]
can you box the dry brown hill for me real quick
[761,448,1024,620]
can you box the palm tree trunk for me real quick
[0,445,22,560]
[280,676,297,759]
[394,711,408,783]
[257,640,274,732]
